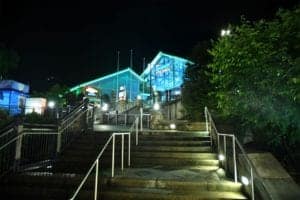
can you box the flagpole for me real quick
[116,51,120,105]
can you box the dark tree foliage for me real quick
[0,46,19,79]
[208,5,300,154]
[182,41,216,120]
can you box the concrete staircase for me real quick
[0,128,248,199]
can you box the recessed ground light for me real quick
[218,154,225,161]
[241,176,249,186]
[170,123,176,129]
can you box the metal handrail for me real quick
[205,107,255,200]
[0,128,14,139]
[0,104,90,176]
[69,132,132,200]
[69,116,140,200]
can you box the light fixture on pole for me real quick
[48,101,55,109]
[153,102,160,111]
[221,29,231,37]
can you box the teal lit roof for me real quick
[141,51,194,77]
[70,67,144,92]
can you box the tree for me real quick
[32,84,69,107]
[208,6,300,152]
[182,41,216,120]
[0,46,19,79]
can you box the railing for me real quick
[0,101,91,176]
[205,107,255,200]
[69,116,140,200]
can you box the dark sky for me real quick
[0,0,298,92]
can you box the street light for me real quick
[153,102,160,111]
[221,29,231,37]
[48,101,55,109]
[102,103,109,112]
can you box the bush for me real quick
[0,109,12,128]
[24,112,57,124]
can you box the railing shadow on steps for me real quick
[103,110,151,129]
[0,100,92,177]
[205,106,267,200]
[69,116,140,200]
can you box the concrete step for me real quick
[60,146,212,160]
[100,189,247,200]
[56,152,217,166]
[139,135,211,141]
[132,158,219,167]
[104,177,242,193]
[135,146,212,152]
[139,140,211,146]
[140,131,209,137]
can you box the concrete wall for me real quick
[161,100,185,120]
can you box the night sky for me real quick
[0,0,298,92]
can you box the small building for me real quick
[0,80,29,115]
[70,68,144,106]
[141,51,193,102]
[25,98,47,115]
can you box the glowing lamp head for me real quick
[218,154,225,161]
[48,101,55,109]
[153,102,160,111]
[102,103,109,111]
[137,95,142,100]
[170,123,176,130]
[241,176,249,186]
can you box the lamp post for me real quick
[48,101,56,119]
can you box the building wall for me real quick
[0,90,27,115]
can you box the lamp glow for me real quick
[153,102,160,110]
[48,101,55,109]
[137,95,142,100]
[241,176,249,186]
[102,103,109,111]
[170,123,176,129]
[218,154,225,161]
[221,29,231,37]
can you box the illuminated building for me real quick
[141,51,193,102]
[70,68,143,104]
[0,80,29,115]
[70,52,192,108]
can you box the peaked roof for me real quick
[70,67,144,92]
[141,51,194,77]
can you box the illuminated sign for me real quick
[119,86,126,101]
[85,86,99,97]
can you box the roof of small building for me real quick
[141,51,194,77]
[70,67,143,92]
[0,80,30,93]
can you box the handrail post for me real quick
[232,135,237,183]
[251,167,255,200]
[224,136,227,171]
[128,133,131,166]
[125,114,127,126]
[56,128,62,153]
[14,125,23,171]
[121,134,124,171]
[112,134,115,177]
[135,117,139,145]
[94,159,99,200]
[204,107,208,132]
[140,107,143,132]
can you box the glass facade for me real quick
[0,80,29,115]
[70,52,192,107]
[70,68,143,103]
[141,52,193,92]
